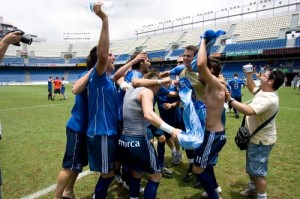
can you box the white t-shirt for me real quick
[246,88,279,145]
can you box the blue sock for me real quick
[157,142,165,167]
[122,164,131,184]
[129,176,141,198]
[196,171,219,199]
[94,176,114,199]
[144,180,159,199]
[206,165,219,189]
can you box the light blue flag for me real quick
[177,77,205,150]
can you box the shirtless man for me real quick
[193,33,227,199]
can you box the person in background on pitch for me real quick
[226,68,285,199]
[61,77,67,100]
[52,76,62,100]
[227,73,245,118]
[48,76,54,100]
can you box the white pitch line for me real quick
[279,106,300,111]
[20,170,92,199]
[0,103,73,112]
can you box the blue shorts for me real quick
[194,130,226,168]
[61,87,65,94]
[62,127,88,173]
[119,134,161,174]
[146,125,164,140]
[87,135,116,174]
[246,142,274,177]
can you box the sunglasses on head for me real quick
[177,61,183,64]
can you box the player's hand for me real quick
[93,2,108,20]
[132,52,147,64]
[171,128,181,140]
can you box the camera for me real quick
[243,64,253,73]
[7,28,33,46]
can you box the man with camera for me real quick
[0,30,22,199]
[0,31,22,62]
[226,67,285,199]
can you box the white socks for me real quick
[257,192,267,199]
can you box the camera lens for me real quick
[20,36,32,45]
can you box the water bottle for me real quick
[88,1,116,15]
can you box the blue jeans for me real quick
[246,142,274,177]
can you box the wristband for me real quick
[157,80,163,85]
[228,98,235,106]
[160,122,175,134]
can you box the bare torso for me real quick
[203,80,226,132]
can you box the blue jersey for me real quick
[125,70,143,83]
[48,79,52,89]
[227,78,245,98]
[87,68,119,136]
[155,85,181,123]
[66,71,89,133]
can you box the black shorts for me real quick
[54,89,61,94]
[119,134,161,174]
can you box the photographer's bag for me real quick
[235,110,278,150]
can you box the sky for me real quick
[0,0,245,42]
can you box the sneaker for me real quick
[235,114,240,119]
[172,151,182,165]
[123,181,129,190]
[240,188,256,197]
[182,169,194,182]
[122,182,144,194]
[114,174,123,184]
[171,151,177,164]
[202,186,222,197]
[162,166,173,178]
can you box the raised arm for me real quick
[93,3,109,76]
[113,52,147,81]
[197,38,218,87]
[245,72,256,94]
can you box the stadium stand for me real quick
[181,24,231,48]
[224,39,287,52]
[0,68,26,82]
[233,15,292,42]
